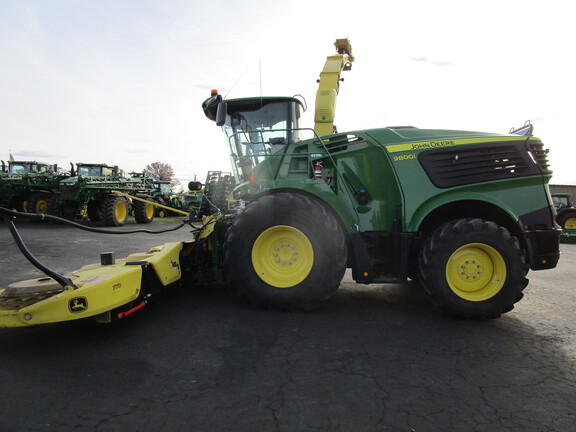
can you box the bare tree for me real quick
[143,162,181,190]
[144,162,174,181]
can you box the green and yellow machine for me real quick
[0,160,67,214]
[0,39,561,327]
[552,192,576,243]
[51,163,158,226]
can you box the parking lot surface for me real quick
[1,219,575,431]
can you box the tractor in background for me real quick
[0,160,68,214]
[50,163,157,226]
[552,193,576,243]
[552,193,576,229]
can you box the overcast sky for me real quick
[1,0,575,187]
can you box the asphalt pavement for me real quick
[1,218,575,432]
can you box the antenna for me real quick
[259,59,263,98]
[224,67,250,99]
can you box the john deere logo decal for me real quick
[69,297,88,313]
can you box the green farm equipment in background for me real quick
[0,160,68,214]
[552,193,576,243]
[50,163,157,226]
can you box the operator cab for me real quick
[8,161,53,175]
[203,93,304,182]
[74,164,117,178]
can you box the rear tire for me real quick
[102,195,128,226]
[133,199,155,224]
[224,193,347,310]
[418,218,529,318]
[87,201,102,221]
[27,192,51,214]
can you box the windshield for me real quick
[9,163,32,174]
[553,195,570,208]
[77,165,115,177]
[222,100,301,181]
[78,166,103,176]
[158,183,172,194]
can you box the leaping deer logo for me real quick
[69,297,88,313]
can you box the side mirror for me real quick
[216,102,228,127]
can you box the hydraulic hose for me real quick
[0,205,201,291]
[0,206,197,235]
[2,215,77,289]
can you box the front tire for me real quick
[133,199,154,224]
[418,218,529,319]
[224,193,347,310]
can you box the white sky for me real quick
[1,0,575,187]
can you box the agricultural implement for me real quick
[0,160,67,214]
[50,163,158,226]
[552,192,576,243]
[0,39,561,327]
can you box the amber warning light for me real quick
[211,89,219,96]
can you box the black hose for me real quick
[0,205,202,291]
[0,206,197,235]
[2,215,77,289]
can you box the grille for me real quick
[526,140,552,174]
[419,142,541,188]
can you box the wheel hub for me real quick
[252,225,313,288]
[36,198,49,214]
[273,242,298,266]
[446,243,506,301]
[565,217,576,229]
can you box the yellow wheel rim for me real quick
[115,201,127,221]
[445,243,506,301]
[252,225,313,288]
[145,203,154,219]
[35,198,49,214]
[564,218,576,229]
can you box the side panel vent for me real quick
[419,142,541,188]
[526,140,552,174]
[316,135,368,154]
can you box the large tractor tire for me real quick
[87,201,102,222]
[27,192,51,214]
[102,195,129,226]
[133,199,155,224]
[556,209,576,230]
[418,218,529,319]
[48,196,62,217]
[223,193,347,310]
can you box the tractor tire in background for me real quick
[223,193,347,310]
[102,195,129,226]
[27,192,51,214]
[14,199,28,213]
[133,199,155,224]
[418,218,529,319]
[556,209,576,230]
[87,201,102,222]
[48,196,63,217]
